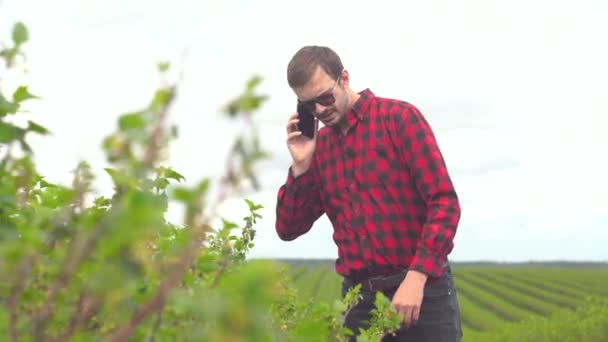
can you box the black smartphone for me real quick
[296,103,316,138]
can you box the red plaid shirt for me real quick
[275,89,460,280]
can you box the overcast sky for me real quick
[1,0,607,262]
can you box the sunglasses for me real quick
[297,75,341,111]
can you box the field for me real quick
[275,259,608,341]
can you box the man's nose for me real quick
[314,103,328,114]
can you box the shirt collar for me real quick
[335,88,374,132]
[350,88,375,120]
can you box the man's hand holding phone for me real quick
[286,109,317,178]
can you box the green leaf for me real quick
[0,48,18,66]
[118,112,145,131]
[12,86,39,103]
[27,121,50,135]
[94,196,111,207]
[0,122,25,143]
[36,177,54,188]
[0,96,19,116]
[141,178,155,191]
[151,88,173,110]
[104,168,140,189]
[165,168,185,183]
[240,95,265,112]
[154,177,170,190]
[196,178,210,194]
[19,139,33,153]
[38,185,75,208]
[12,22,28,46]
[172,187,192,202]
[221,218,239,230]
[244,198,263,211]
[246,75,263,91]
[157,61,170,73]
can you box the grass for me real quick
[272,259,608,342]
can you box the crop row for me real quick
[286,264,608,340]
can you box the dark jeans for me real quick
[341,264,463,342]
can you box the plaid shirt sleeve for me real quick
[275,162,325,241]
[391,103,461,278]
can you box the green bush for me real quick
[0,21,403,341]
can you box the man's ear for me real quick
[341,69,350,87]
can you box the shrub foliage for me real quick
[0,21,402,341]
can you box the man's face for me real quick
[293,66,347,128]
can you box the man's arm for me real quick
[275,162,325,241]
[392,102,461,279]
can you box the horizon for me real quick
[256,257,608,264]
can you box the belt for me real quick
[345,261,449,292]
[345,269,408,292]
[359,269,409,292]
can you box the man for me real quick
[274,45,463,341]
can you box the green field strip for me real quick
[460,326,475,339]
[466,298,608,342]
[295,268,327,299]
[460,318,482,332]
[508,269,608,296]
[454,271,559,316]
[491,268,608,298]
[461,326,491,342]
[512,268,608,289]
[309,269,329,302]
[494,270,592,301]
[546,274,608,297]
[468,270,578,310]
[453,276,536,323]
[288,265,309,282]
[549,277,608,298]
[314,271,342,304]
[453,287,510,332]
[461,322,483,342]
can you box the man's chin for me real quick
[320,113,337,126]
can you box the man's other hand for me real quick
[391,270,428,328]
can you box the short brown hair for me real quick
[287,46,343,88]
